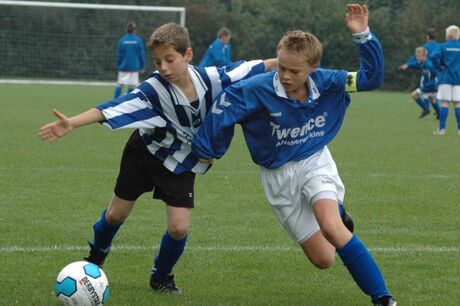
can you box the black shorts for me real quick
[114,130,195,208]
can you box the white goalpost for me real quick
[0,0,186,86]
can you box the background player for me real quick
[400,28,441,118]
[399,47,439,119]
[431,25,460,135]
[198,27,232,68]
[114,20,146,98]
[193,4,396,306]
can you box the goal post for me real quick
[0,0,186,85]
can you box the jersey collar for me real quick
[273,71,320,101]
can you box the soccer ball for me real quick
[55,261,109,306]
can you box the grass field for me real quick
[0,84,459,305]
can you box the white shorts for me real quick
[437,84,460,102]
[415,88,436,99]
[117,71,139,86]
[259,146,345,244]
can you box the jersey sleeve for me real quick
[96,85,166,130]
[345,29,384,93]
[192,81,255,159]
[217,60,265,90]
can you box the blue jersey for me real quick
[198,38,232,68]
[404,40,441,68]
[117,33,146,72]
[406,59,438,92]
[96,60,265,174]
[192,34,384,169]
[431,39,460,85]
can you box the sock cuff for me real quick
[337,235,368,264]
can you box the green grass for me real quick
[0,84,459,305]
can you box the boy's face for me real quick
[221,35,231,44]
[152,45,193,83]
[415,50,427,63]
[277,47,317,94]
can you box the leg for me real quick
[150,205,191,293]
[300,230,336,269]
[411,90,429,118]
[313,199,393,304]
[436,100,449,134]
[454,102,460,134]
[429,96,440,119]
[114,84,123,98]
[86,194,135,266]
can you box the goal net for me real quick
[0,1,185,84]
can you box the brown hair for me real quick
[426,28,437,40]
[126,21,137,34]
[277,30,323,65]
[146,23,191,55]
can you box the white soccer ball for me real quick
[55,261,109,306]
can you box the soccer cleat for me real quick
[340,206,354,233]
[84,242,110,267]
[419,110,430,118]
[150,273,181,293]
[372,295,397,306]
[433,129,446,135]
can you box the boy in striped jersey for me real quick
[39,22,276,293]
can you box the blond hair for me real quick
[277,30,323,65]
[146,23,191,55]
[446,25,460,40]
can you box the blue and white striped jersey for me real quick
[193,33,384,169]
[96,60,265,174]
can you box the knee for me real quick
[167,223,189,239]
[311,256,335,269]
[105,209,127,225]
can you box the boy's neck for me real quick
[171,70,197,101]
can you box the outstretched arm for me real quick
[344,4,384,92]
[38,108,104,142]
[345,3,368,34]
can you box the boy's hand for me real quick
[345,4,369,34]
[38,109,72,142]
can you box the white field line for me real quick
[0,166,456,179]
[1,245,459,254]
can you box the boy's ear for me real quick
[310,63,318,72]
[185,47,193,63]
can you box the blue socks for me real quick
[432,100,440,115]
[455,108,460,129]
[152,232,187,278]
[92,209,122,252]
[439,106,449,130]
[337,235,390,301]
[114,87,122,98]
[415,97,429,112]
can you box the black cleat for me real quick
[150,273,181,293]
[84,242,109,267]
[341,207,354,233]
[419,110,430,118]
[373,296,397,306]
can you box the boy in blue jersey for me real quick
[399,47,439,119]
[400,28,441,118]
[193,4,396,306]
[198,27,232,68]
[431,25,460,135]
[39,23,276,293]
[114,21,146,98]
